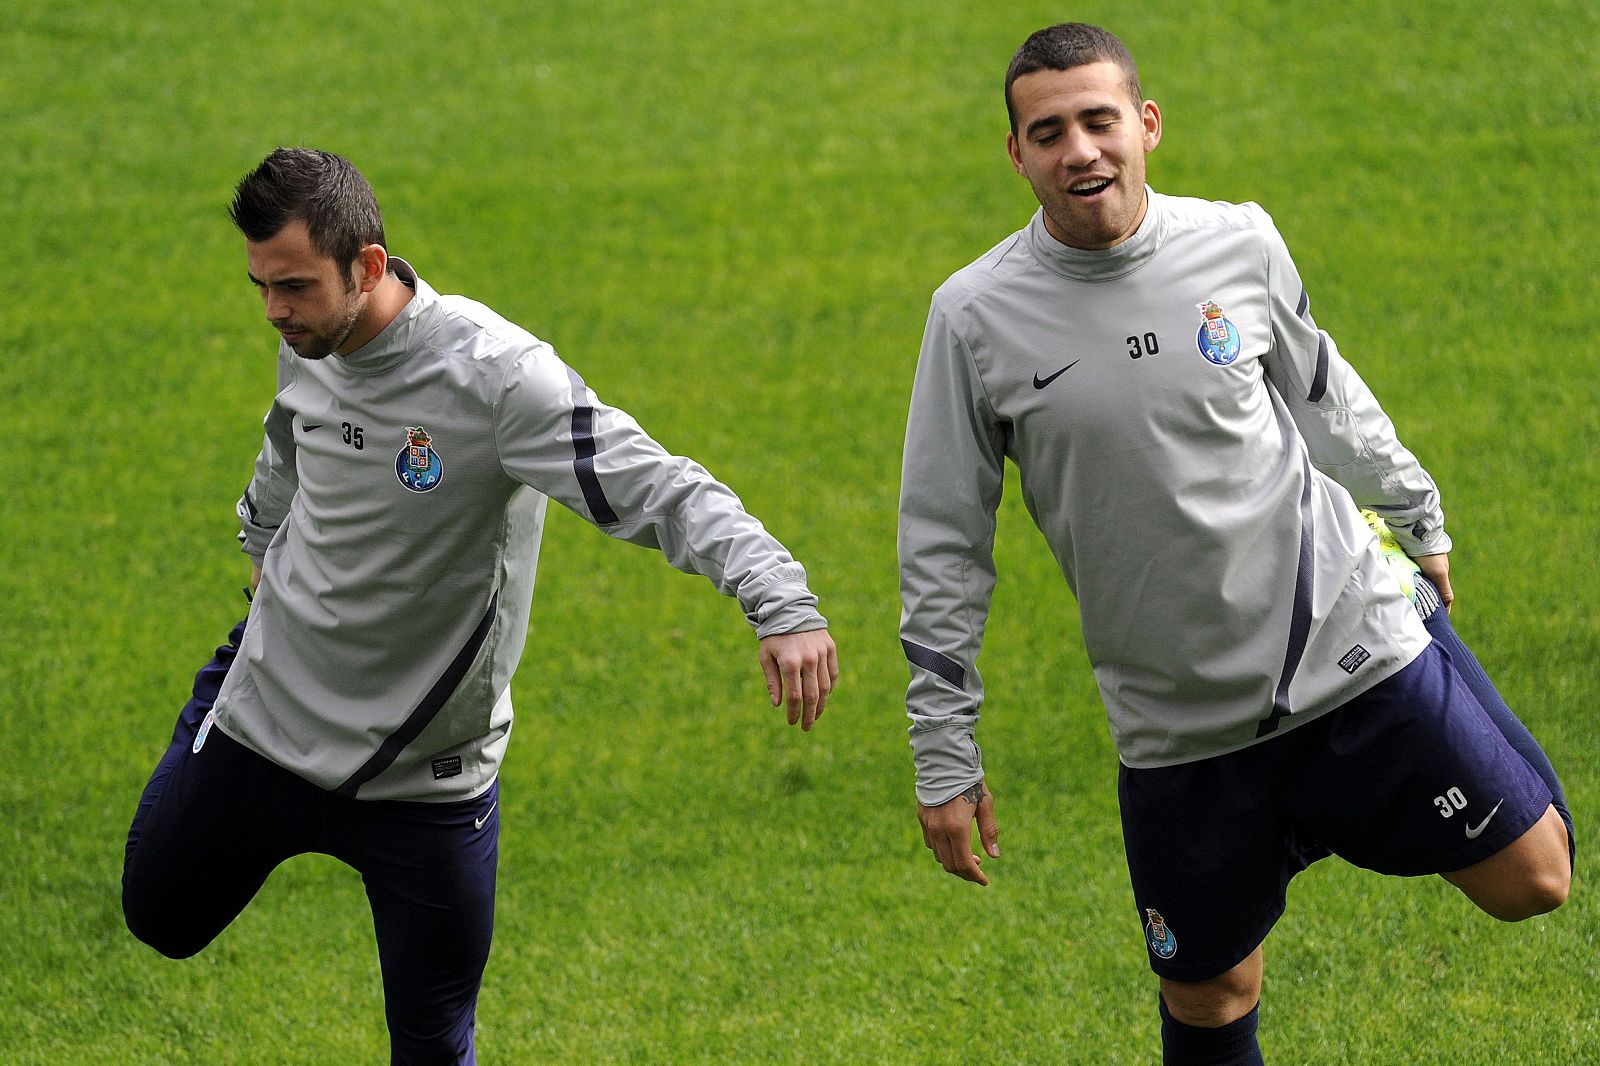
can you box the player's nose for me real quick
[1061,128,1100,168]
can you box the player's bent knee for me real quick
[1160,973,1261,1027]
[1487,868,1569,922]
[124,914,211,959]
[1527,869,1571,914]
[1161,985,1260,1028]
[122,890,215,960]
[1448,806,1572,921]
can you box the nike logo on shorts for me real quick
[1464,799,1504,839]
[474,802,497,830]
[1032,360,1079,390]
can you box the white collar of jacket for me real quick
[1026,185,1165,283]
[335,256,432,377]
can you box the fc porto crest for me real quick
[395,426,444,493]
[1144,908,1178,959]
[1195,300,1241,365]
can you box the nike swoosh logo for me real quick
[1033,360,1079,390]
[302,422,324,431]
[1464,799,1504,839]
[474,802,497,830]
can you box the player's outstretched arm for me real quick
[758,629,838,731]
[917,780,1000,886]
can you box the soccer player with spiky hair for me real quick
[123,147,838,1064]
[898,24,1571,1064]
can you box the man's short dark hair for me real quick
[1005,23,1143,134]
[229,148,387,270]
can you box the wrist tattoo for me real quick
[959,782,986,806]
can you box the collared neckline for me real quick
[335,257,431,376]
[1026,186,1165,282]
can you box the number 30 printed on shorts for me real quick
[1433,786,1469,818]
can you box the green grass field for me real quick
[4,0,1597,1061]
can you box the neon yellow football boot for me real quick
[1360,508,1422,602]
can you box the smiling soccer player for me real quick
[899,23,1573,1065]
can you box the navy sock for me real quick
[1159,995,1264,1066]
[1416,580,1573,868]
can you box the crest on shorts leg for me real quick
[1144,908,1178,959]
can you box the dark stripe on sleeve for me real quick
[1256,458,1316,738]
[565,366,620,526]
[334,591,500,798]
[902,638,966,688]
[1295,288,1310,322]
[1307,333,1329,403]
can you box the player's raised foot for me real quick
[1359,508,1432,612]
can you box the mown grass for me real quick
[3,0,1596,1061]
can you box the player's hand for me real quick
[758,628,838,731]
[1416,552,1453,614]
[918,780,999,886]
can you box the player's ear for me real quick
[1006,131,1026,175]
[1141,100,1162,153]
[356,244,388,294]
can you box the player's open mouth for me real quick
[1069,178,1113,198]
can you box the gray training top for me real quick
[899,191,1448,805]
[214,259,826,801]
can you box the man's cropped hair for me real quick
[1005,23,1143,133]
[230,147,387,272]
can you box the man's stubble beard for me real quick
[293,285,363,361]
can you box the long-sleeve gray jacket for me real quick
[900,192,1445,805]
[216,259,825,801]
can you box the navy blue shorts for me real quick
[123,622,499,1065]
[1119,639,1553,982]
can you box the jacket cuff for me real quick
[1390,517,1451,559]
[746,573,826,638]
[910,718,984,806]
